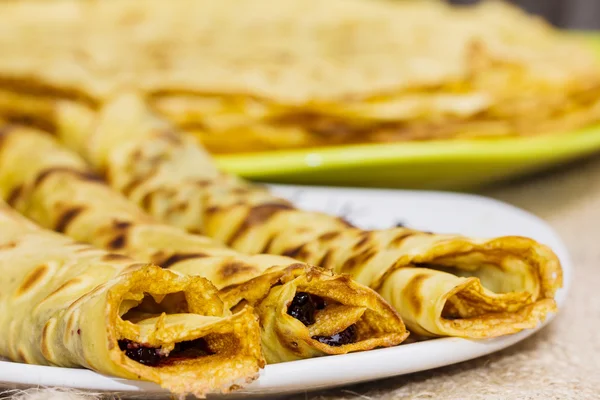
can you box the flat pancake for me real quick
[0,0,599,153]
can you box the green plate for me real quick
[215,34,600,190]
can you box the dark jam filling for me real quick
[287,292,326,326]
[118,340,161,366]
[287,292,357,346]
[118,338,213,367]
[313,324,358,347]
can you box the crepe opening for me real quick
[218,265,408,363]
[104,266,264,397]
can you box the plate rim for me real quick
[215,124,600,177]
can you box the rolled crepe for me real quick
[0,200,264,398]
[219,264,408,362]
[0,124,408,360]
[48,92,562,339]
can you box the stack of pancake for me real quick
[0,0,599,153]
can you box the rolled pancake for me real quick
[51,92,562,338]
[0,201,263,397]
[0,124,408,360]
[220,264,406,362]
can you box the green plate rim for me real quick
[216,123,600,176]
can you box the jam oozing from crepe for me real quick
[287,292,357,346]
[313,325,358,346]
[118,338,213,366]
[287,292,326,325]
[119,340,161,366]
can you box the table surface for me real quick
[284,155,600,400]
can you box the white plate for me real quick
[0,185,571,398]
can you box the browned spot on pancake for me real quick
[0,241,16,250]
[230,187,251,195]
[391,232,417,247]
[113,220,132,230]
[227,202,294,245]
[219,261,257,278]
[130,149,144,162]
[140,189,157,210]
[33,167,101,189]
[169,202,189,213]
[318,231,340,242]
[206,201,245,216]
[282,244,306,259]
[101,253,132,262]
[205,205,220,214]
[6,184,23,207]
[6,115,57,134]
[150,250,167,265]
[188,227,205,235]
[121,177,145,196]
[285,262,309,272]
[405,273,428,315]
[106,220,133,249]
[352,232,372,250]
[16,264,48,296]
[159,253,208,268]
[194,179,213,187]
[17,349,28,363]
[55,206,85,233]
[94,163,109,181]
[108,233,127,250]
[340,248,377,275]
[0,124,15,150]
[260,235,277,253]
[43,278,81,302]
[317,249,334,269]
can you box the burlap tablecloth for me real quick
[285,157,600,400]
[4,157,600,400]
